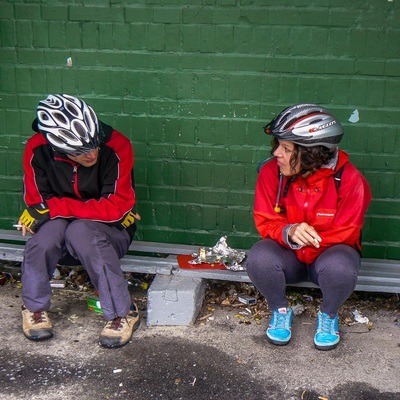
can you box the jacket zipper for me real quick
[71,164,82,199]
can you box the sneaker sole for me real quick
[314,342,339,351]
[99,317,141,349]
[23,330,53,341]
[267,337,291,346]
[266,333,291,346]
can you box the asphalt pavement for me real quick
[0,282,399,400]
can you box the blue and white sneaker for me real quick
[266,307,293,345]
[314,311,340,351]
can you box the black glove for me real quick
[118,210,140,230]
[19,202,50,232]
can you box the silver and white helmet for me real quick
[37,94,99,155]
[264,103,344,149]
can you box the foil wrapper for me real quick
[189,236,246,271]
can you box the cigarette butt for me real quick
[13,224,23,228]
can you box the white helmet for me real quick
[264,103,344,149]
[37,94,99,155]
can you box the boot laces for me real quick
[320,314,334,333]
[274,312,289,329]
[32,311,47,324]
[109,317,130,331]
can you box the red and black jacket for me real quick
[23,121,136,239]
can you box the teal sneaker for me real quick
[266,307,293,345]
[314,311,340,351]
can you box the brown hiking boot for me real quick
[99,303,140,348]
[21,305,53,341]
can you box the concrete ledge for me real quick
[147,274,206,326]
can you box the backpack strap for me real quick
[334,164,346,191]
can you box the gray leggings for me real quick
[246,239,360,317]
[21,218,132,320]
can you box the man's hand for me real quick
[289,222,322,248]
[18,203,50,234]
[118,210,141,230]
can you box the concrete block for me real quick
[147,274,206,326]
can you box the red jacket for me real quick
[254,149,371,264]
[23,121,136,237]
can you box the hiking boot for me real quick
[266,307,293,345]
[21,305,53,341]
[99,302,140,349]
[314,311,340,351]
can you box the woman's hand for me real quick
[289,222,322,248]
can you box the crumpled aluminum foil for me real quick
[189,236,246,271]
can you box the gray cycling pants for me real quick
[246,239,360,317]
[21,219,132,320]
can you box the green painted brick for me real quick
[165,24,181,52]
[48,21,69,49]
[82,23,99,48]
[212,8,240,24]
[228,191,254,207]
[233,26,254,53]
[356,60,385,76]
[0,2,14,19]
[240,8,269,25]
[73,69,94,94]
[96,50,125,67]
[153,7,182,23]
[183,7,212,24]
[123,99,149,115]
[203,190,229,205]
[42,6,69,21]
[112,23,131,50]
[149,187,176,202]
[216,207,234,231]
[149,143,176,158]
[147,160,164,184]
[163,161,181,185]
[46,68,64,93]
[31,21,49,48]
[196,163,213,187]
[176,188,204,203]
[201,206,217,230]
[30,68,46,94]
[64,23,82,49]
[125,6,153,23]
[366,80,385,107]
[169,204,188,229]
[147,24,165,51]
[15,4,40,20]
[268,7,299,25]
[98,24,114,49]
[180,163,199,187]
[69,5,113,22]
[152,203,172,227]
[16,20,33,47]
[0,20,16,47]
[186,205,204,229]
[0,66,16,92]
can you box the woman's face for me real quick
[67,148,99,167]
[273,140,301,176]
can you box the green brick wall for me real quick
[1,0,399,258]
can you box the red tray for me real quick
[177,254,226,270]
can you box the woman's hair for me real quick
[271,137,336,173]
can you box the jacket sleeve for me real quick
[23,134,52,206]
[253,160,291,247]
[46,132,136,223]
